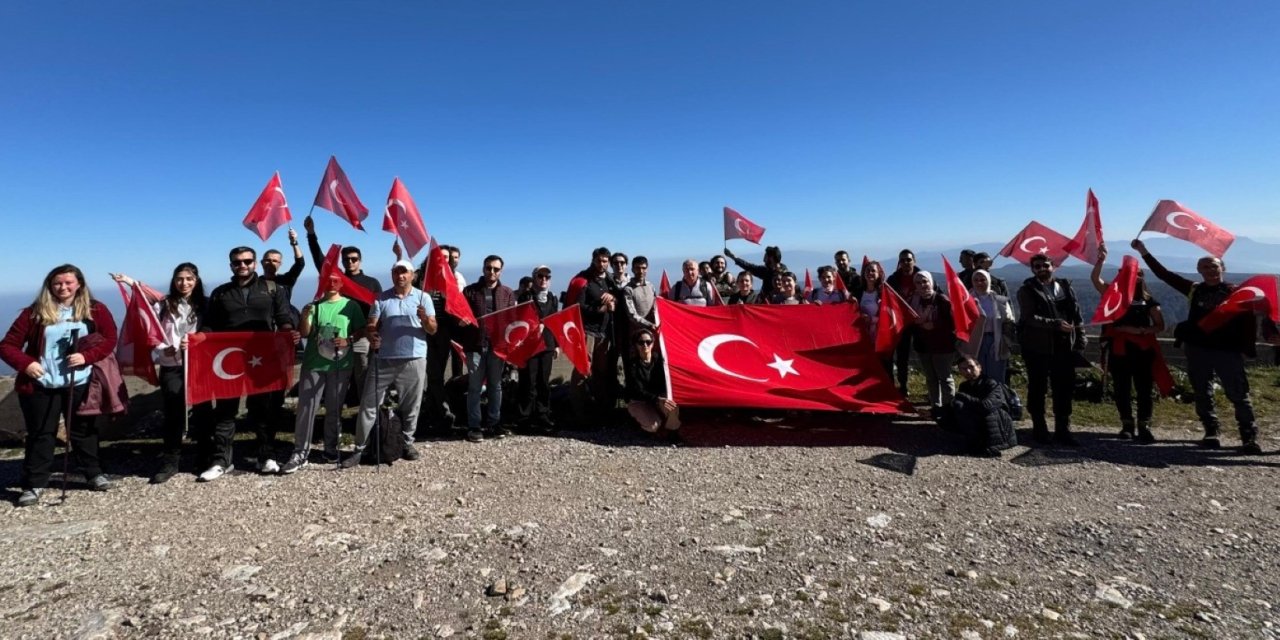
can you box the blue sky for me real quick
[2,1,1278,305]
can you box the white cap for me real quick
[392,260,416,272]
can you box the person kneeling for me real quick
[625,329,680,433]
[947,356,1017,457]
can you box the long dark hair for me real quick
[167,262,206,322]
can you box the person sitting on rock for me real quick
[947,355,1017,457]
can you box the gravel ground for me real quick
[3,409,1280,640]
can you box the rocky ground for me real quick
[3,404,1280,640]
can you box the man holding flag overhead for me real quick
[1132,237,1269,453]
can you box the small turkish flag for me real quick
[425,245,476,325]
[1063,188,1104,264]
[834,272,848,294]
[481,301,543,367]
[998,221,1073,267]
[1139,200,1235,258]
[314,244,376,306]
[803,268,814,298]
[942,255,979,342]
[1198,274,1280,332]
[313,156,369,230]
[875,285,917,357]
[382,177,431,258]
[659,270,672,298]
[1091,255,1140,324]
[242,171,292,242]
[723,206,766,244]
[115,281,165,384]
[186,331,296,405]
[541,304,591,377]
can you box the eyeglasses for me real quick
[484,266,502,273]
[343,256,361,263]
[231,259,254,266]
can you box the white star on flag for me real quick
[400,220,409,229]
[1195,223,1207,232]
[766,354,798,379]
[249,355,264,368]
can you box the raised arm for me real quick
[1089,243,1109,294]
[1131,238,1193,295]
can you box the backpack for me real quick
[365,406,404,465]
[1002,383,1024,421]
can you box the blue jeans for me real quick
[976,333,1007,384]
[467,349,505,429]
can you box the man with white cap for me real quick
[343,260,436,466]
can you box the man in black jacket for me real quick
[1016,253,1084,445]
[196,246,297,481]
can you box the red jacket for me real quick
[0,301,118,396]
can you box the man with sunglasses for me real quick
[1016,253,1084,446]
[196,247,298,481]
[303,216,384,397]
[460,255,516,442]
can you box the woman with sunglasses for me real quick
[2,265,118,506]
[624,328,680,433]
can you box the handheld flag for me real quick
[541,304,591,377]
[1063,188,1104,264]
[999,221,1072,267]
[941,255,980,342]
[382,177,431,258]
[186,331,296,405]
[242,172,292,242]
[1091,255,1140,324]
[1139,200,1235,258]
[313,156,369,230]
[723,206,766,244]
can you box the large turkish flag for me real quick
[998,221,1072,267]
[541,304,591,377]
[1091,255,1140,324]
[481,301,544,367]
[186,332,295,405]
[655,298,911,413]
[1139,200,1235,258]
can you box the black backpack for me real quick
[365,406,404,465]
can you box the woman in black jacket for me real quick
[625,328,680,433]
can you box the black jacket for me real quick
[518,290,560,351]
[1016,276,1083,356]
[202,275,294,332]
[625,355,668,403]
[953,375,1016,451]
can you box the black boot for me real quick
[1118,419,1135,440]
[1239,425,1262,455]
[1032,421,1052,444]
[1199,424,1221,449]
[1135,419,1155,445]
[151,454,180,484]
[1053,418,1078,447]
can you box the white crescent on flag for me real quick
[1165,211,1193,230]
[1019,236,1047,254]
[734,218,751,235]
[1102,283,1123,317]
[212,347,246,381]
[504,320,530,346]
[696,334,769,383]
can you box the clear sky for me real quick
[2,1,1278,299]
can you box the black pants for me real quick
[1024,350,1076,432]
[893,332,914,392]
[193,392,278,469]
[158,365,188,458]
[19,383,101,490]
[1110,347,1154,424]
[518,350,554,427]
[424,328,455,429]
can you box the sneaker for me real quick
[494,428,512,440]
[257,458,281,474]
[88,474,113,492]
[322,451,341,464]
[339,453,362,469]
[1239,441,1263,455]
[1198,437,1221,449]
[466,429,485,443]
[16,488,42,507]
[151,460,180,485]
[402,444,420,461]
[198,465,226,482]
[280,453,309,475]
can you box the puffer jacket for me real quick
[952,375,1016,451]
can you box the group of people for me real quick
[4,223,1277,506]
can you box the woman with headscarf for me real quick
[960,269,1016,385]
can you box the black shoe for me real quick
[402,444,421,461]
[151,460,180,484]
[1032,428,1052,444]
[1053,431,1079,447]
[1239,441,1263,455]
[466,429,485,443]
[88,474,113,491]
[1199,437,1221,449]
[1135,428,1156,445]
[1118,421,1135,440]
[339,453,362,469]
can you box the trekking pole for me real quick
[372,348,382,472]
[61,328,81,503]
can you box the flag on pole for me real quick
[1198,274,1280,332]
[942,255,980,342]
[875,285,916,357]
[659,270,672,298]
[314,244,376,305]
[541,304,591,376]
[115,282,166,384]
[313,156,369,230]
[1063,188,1104,264]
[1091,255,1140,324]
[480,301,544,367]
[1138,200,1235,258]
[425,245,476,325]
[998,221,1073,266]
[382,177,431,258]
[723,206,766,244]
[242,171,292,242]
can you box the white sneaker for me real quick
[257,458,281,474]
[198,465,226,482]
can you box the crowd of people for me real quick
[3,223,1278,507]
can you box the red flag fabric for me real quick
[659,270,672,298]
[998,221,1072,267]
[115,282,165,384]
[834,272,848,294]
[242,171,292,242]
[312,156,369,230]
[314,244,376,306]
[1063,188,1104,264]
[565,275,588,308]
[655,298,910,413]
[723,206,766,244]
[449,340,470,375]
[481,301,543,367]
[1139,200,1235,258]
[1198,275,1280,332]
[186,331,296,405]
[541,304,591,377]
[942,255,980,342]
[861,255,871,274]
[382,177,431,258]
[803,268,813,298]
[875,285,917,357]
[424,245,477,325]
[1091,255,1140,324]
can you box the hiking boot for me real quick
[17,488,42,507]
[1239,440,1263,455]
[339,453,362,469]
[466,429,485,443]
[1118,420,1135,440]
[402,444,421,461]
[1198,437,1221,449]
[198,465,227,482]
[1031,426,1052,444]
[88,474,113,492]
[151,458,180,485]
[280,452,309,475]
[1053,431,1079,447]
[257,458,281,474]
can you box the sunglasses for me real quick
[231,259,254,266]
[636,340,654,346]
[536,274,551,280]
[484,266,502,273]
[343,256,361,263]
